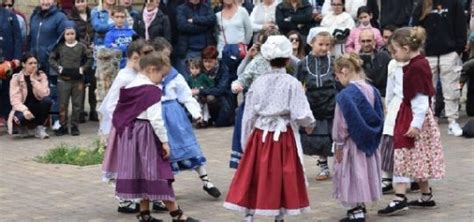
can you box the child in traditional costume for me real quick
[296,27,338,181]
[332,53,384,222]
[378,27,445,216]
[111,52,199,222]
[100,39,155,214]
[224,35,316,222]
[153,37,221,198]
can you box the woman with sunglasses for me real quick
[287,30,306,59]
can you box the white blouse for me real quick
[321,0,366,19]
[216,7,253,57]
[320,11,355,35]
[249,1,278,32]
[125,74,168,143]
[161,74,202,119]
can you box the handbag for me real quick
[220,12,246,69]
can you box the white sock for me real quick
[195,166,214,188]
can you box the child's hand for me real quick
[304,126,314,134]
[162,143,170,159]
[191,88,200,95]
[335,148,343,163]
[231,82,244,94]
[404,127,420,138]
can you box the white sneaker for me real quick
[448,122,463,137]
[52,120,61,130]
[35,126,49,139]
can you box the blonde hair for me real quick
[390,26,426,51]
[419,0,433,21]
[335,53,367,79]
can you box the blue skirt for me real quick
[162,100,206,173]
[229,102,245,169]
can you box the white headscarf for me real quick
[306,26,331,45]
[261,35,292,60]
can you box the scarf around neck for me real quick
[143,7,159,40]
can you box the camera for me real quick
[332,28,350,43]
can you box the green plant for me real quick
[35,139,105,166]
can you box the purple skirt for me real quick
[114,119,175,201]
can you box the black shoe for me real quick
[170,207,200,222]
[89,111,99,121]
[408,195,437,209]
[71,126,80,136]
[152,201,168,212]
[340,206,365,222]
[378,198,409,216]
[79,112,86,123]
[382,178,394,194]
[409,182,420,193]
[118,201,139,214]
[137,211,163,222]
[54,126,68,136]
[203,185,221,198]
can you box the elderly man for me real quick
[358,29,391,97]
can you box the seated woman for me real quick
[192,46,235,127]
[8,53,51,139]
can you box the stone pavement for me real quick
[0,117,473,222]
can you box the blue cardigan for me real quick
[336,83,384,156]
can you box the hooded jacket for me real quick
[29,6,68,74]
[412,0,467,56]
[175,0,217,57]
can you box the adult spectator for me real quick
[358,29,391,97]
[192,46,235,127]
[69,0,98,122]
[287,30,306,59]
[91,0,116,48]
[216,0,252,79]
[275,0,313,36]
[159,0,185,48]
[366,0,415,28]
[249,0,278,35]
[119,0,139,26]
[345,6,384,53]
[8,53,51,139]
[380,24,397,53]
[29,0,68,130]
[0,3,21,128]
[412,0,467,136]
[2,0,27,42]
[320,0,355,57]
[175,0,216,78]
[321,0,365,19]
[135,0,171,42]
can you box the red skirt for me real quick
[224,127,310,216]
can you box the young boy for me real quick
[104,5,136,69]
[49,23,92,136]
[186,58,214,128]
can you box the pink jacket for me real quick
[7,71,50,134]
[345,25,384,53]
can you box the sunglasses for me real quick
[290,38,299,42]
[2,4,13,7]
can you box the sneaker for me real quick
[315,169,330,181]
[203,185,221,198]
[448,122,463,137]
[35,126,49,139]
[71,126,80,136]
[55,126,68,136]
[409,182,420,193]
[52,120,61,130]
[117,200,139,214]
[152,201,168,212]
[378,198,409,216]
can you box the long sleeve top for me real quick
[321,0,366,19]
[320,11,355,35]
[126,74,168,143]
[161,74,202,119]
[249,2,277,32]
[216,7,253,57]
[233,54,272,91]
[241,68,315,147]
[98,67,137,135]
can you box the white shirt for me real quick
[98,66,137,135]
[321,0,366,19]
[320,11,355,35]
[249,2,277,32]
[126,74,168,143]
[161,74,202,119]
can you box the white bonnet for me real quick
[261,35,293,60]
[306,27,331,45]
